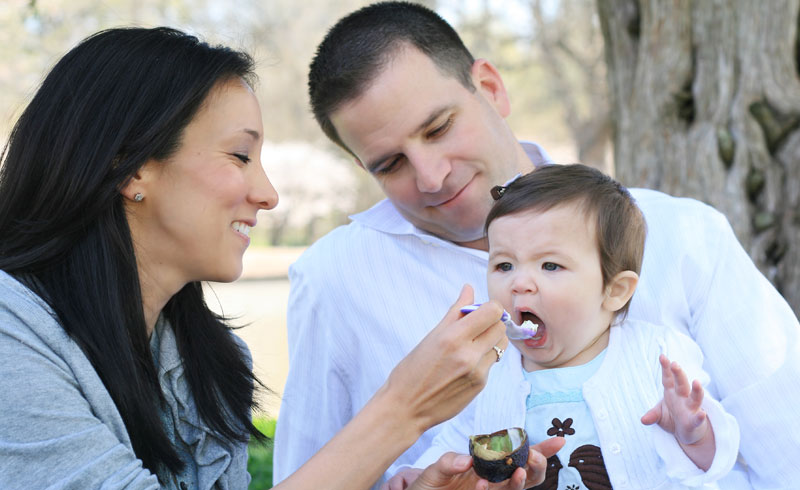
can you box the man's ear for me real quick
[470,58,511,118]
[602,270,639,313]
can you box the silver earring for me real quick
[134,193,144,202]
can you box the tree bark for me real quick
[598,0,800,317]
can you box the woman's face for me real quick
[128,78,277,289]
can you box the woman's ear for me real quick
[470,58,511,118]
[120,161,157,203]
[602,270,639,313]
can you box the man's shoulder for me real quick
[629,187,729,229]
[630,188,722,214]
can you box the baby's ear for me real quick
[602,271,639,312]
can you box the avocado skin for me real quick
[469,429,529,483]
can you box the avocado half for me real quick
[468,427,529,483]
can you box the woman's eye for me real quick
[233,153,251,164]
[497,262,513,272]
[543,262,560,271]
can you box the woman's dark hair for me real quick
[486,164,647,318]
[0,27,263,478]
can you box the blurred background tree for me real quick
[598,0,800,316]
[2,0,798,315]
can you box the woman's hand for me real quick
[275,285,511,490]
[408,438,566,490]
[380,284,509,436]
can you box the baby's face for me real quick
[486,203,614,372]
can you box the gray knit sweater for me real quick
[0,271,250,489]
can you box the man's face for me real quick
[330,47,527,247]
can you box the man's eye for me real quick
[427,116,453,138]
[233,153,251,164]
[376,157,402,175]
[543,262,560,271]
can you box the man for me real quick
[274,2,800,488]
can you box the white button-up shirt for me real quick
[273,143,800,489]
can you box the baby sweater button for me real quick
[610,443,621,454]
[597,409,607,420]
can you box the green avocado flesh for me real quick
[468,427,529,483]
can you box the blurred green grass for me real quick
[249,417,276,489]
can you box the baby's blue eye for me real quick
[497,262,513,272]
[543,262,559,271]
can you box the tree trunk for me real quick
[597,0,800,317]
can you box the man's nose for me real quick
[409,148,451,193]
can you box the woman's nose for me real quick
[250,163,279,210]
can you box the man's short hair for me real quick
[308,1,476,153]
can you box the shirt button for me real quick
[610,443,621,454]
[618,477,628,487]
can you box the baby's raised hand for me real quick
[641,354,715,470]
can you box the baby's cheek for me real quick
[486,276,508,302]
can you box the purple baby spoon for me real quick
[460,303,538,340]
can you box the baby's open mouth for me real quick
[520,312,544,340]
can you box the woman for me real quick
[0,27,559,489]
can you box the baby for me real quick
[386,164,740,489]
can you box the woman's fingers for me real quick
[385,285,507,430]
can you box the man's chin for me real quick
[435,225,487,249]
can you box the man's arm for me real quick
[687,208,800,488]
[632,190,800,487]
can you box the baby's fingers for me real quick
[640,402,662,426]
[658,354,675,390]
[668,360,693,398]
[688,379,705,411]
[691,408,708,429]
